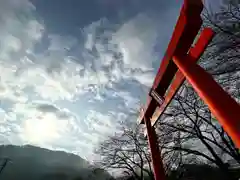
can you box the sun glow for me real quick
[23,113,65,145]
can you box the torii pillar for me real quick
[138,1,240,180]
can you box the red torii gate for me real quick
[139,0,240,180]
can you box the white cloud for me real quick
[0,0,85,149]
[85,110,117,135]
[14,102,71,145]
[0,58,82,102]
[83,14,160,88]
[0,0,44,61]
[130,71,155,87]
[0,8,159,158]
[113,90,140,109]
[4,101,86,149]
[114,14,158,71]
[0,0,181,161]
[0,4,120,158]
[0,108,8,126]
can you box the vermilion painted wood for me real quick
[173,55,240,148]
[139,0,203,124]
[144,116,166,180]
[149,28,215,126]
[138,0,240,179]
[153,0,203,93]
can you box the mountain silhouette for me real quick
[0,145,113,180]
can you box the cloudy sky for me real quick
[0,0,221,160]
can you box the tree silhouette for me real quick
[0,158,11,176]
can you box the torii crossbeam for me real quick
[138,1,240,180]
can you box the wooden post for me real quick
[144,116,166,180]
[172,54,240,148]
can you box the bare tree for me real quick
[96,1,239,179]
[95,122,154,180]
[155,1,240,179]
[0,158,11,176]
[159,85,239,164]
[201,0,240,100]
